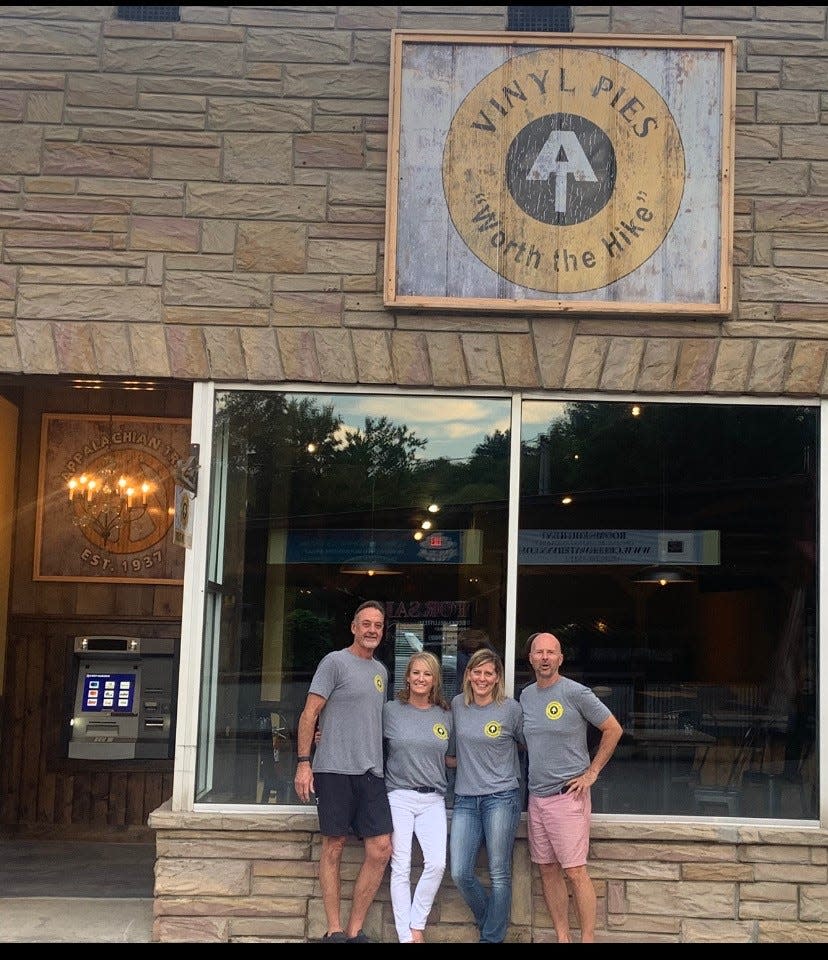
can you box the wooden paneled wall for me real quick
[0,379,190,838]
[0,615,179,839]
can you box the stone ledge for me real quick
[149,799,828,846]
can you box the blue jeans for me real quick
[449,789,521,942]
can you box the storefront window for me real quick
[195,389,512,805]
[194,389,818,820]
[517,399,818,818]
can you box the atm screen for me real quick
[81,673,136,714]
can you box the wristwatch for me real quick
[296,756,312,763]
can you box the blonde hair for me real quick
[397,651,450,711]
[462,647,506,706]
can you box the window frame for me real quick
[173,383,824,826]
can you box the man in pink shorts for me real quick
[519,632,623,942]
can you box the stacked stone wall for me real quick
[149,805,828,943]
[0,6,824,393]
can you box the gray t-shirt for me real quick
[309,648,388,777]
[449,694,524,796]
[519,675,611,797]
[383,700,452,795]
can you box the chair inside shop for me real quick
[741,729,813,818]
[692,725,758,816]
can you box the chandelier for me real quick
[67,453,154,544]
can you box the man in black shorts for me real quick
[294,600,393,943]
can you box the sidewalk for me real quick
[0,897,153,942]
[0,839,154,943]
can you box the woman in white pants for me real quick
[383,651,452,943]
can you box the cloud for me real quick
[328,394,512,460]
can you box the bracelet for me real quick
[296,756,312,763]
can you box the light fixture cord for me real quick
[661,455,667,533]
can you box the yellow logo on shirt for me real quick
[546,701,564,721]
[374,674,384,693]
[433,723,449,740]
[484,720,502,738]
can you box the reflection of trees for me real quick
[521,402,816,498]
[216,392,511,524]
[519,400,818,696]
[337,415,427,474]
[217,392,341,521]
[451,429,510,503]
[333,415,427,513]
[286,608,334,673]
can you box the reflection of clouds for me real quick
[325,394,511,460]
[399,398,501,424]
[521,401,570,446]
[337,395,502,425]
[522,400,568,426]
[440,417,510,443]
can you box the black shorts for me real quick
[314,771,393,839]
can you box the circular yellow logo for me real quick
[374,675,384,693]
[546,701,564,721]
[484,720,502,738]
[442,48,685,293]
[433,723,449,740]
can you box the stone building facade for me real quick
[0,4,824,393]
[1,4,827,943]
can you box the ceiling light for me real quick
[339,559,402,577]
[632,566,695,586]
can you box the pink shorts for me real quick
[527,789,591,868]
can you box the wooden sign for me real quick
[34,413,191,583]
[385,32,735,315]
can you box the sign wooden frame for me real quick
[34,413,191,584]
[384,31,736,315]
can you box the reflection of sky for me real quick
[324,394,511,462]
[521,400,568,444]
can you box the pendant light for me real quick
[340,474,401,576]
[632,442,694,586]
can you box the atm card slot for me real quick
[144,719,165,728]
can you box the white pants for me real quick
[388,788,448,943]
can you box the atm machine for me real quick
[67,634,177,760]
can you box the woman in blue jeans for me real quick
[448,648,524,943]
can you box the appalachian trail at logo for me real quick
[442,48,686,294]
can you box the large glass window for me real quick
[194,389,818,821]
[196,389,512,805]
[517,400,818,818]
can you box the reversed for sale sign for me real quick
[385,32,735,315]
